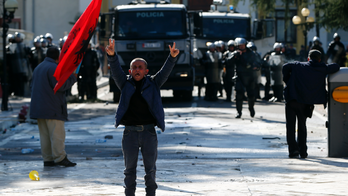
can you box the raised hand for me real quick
[169,42,180,58]
[105,38,116,56]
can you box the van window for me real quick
[116,11,186,39]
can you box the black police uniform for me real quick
[78,48,100,100]
[228,48,260,117]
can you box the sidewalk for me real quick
[0,76,110,132]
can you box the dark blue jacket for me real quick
[282,60,340,105]
[30,57,77,121]
[108,54,177,131]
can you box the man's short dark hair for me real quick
[308,49,321,61]
[130,58,148,69]
[46,46,60,60]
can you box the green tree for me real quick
[234,0,348,30]
[314,0,348,30]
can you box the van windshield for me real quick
[116,10,186,39]
[201,17,250,40]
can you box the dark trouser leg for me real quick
[89,80,97,99]
[198,77,204,98]
[78,79,86,100]
[218,83,223,96]
[285,101,299,155]
[274,85,284,101]
[255,83,261,99]
[224,81,233,101]
[248,97,255,117]
[245,76,255,117]
[235,78,245,115]
[204,83,211,100]
[246,84,255,117]
[297,104,308,157]
[211,83,218,100]
[236,91,244,114]
[122,131,139,196]
[141,128,158,196]
[264,71,271,99]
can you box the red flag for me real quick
[53,0,102,93]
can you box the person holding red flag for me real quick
[106,39,179,196]
[53,0,102,93]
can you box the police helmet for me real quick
[333,33,340,39]
[14,32,25,40]
[59,38,64,44]
[313,36,320,42]
[227,40,235,47]
[40,38,48,46]
[279,43,286,48]
[218,40,225,47]
[33,37,41,44]
[6,34,14,43]
[45,33,53,40]
[247,41,257,51]
[234,37,247,46]
[214,41,222,48]
[273,42,282,50]
[207,42,215,49]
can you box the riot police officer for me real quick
[29,37,45,71]
[214,40,224,97]
[202,42,222,101]
[59,35,68,50]
[222,40,235,102]
[247,41,262,100]
[78,42,100,100]
[40,37,48,49]
[327,33,346,67]
[7,32,32,97]
[6,34,14,44]
[45,33,55,48]
[310,36,325,62]
[228,37,260,118]
[262,49,273,101]
[268,43,286,102]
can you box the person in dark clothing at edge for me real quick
[310,36,325,62]
[106,39,179,196]
[227,37,260,118]
[222,39,236,102]
[326,32,346,67]
[282,49,339,159]
[78,42,100,101]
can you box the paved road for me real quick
[1,84,347,196]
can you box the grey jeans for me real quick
[122,124,158,196]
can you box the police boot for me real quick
[248,98,255,118]
[236,102,243,118]
[235,93,243,118]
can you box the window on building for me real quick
[275,10,297,43]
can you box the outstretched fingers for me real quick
[169,42,179,58]
[106,39,115,55]
[169,42,176,52]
